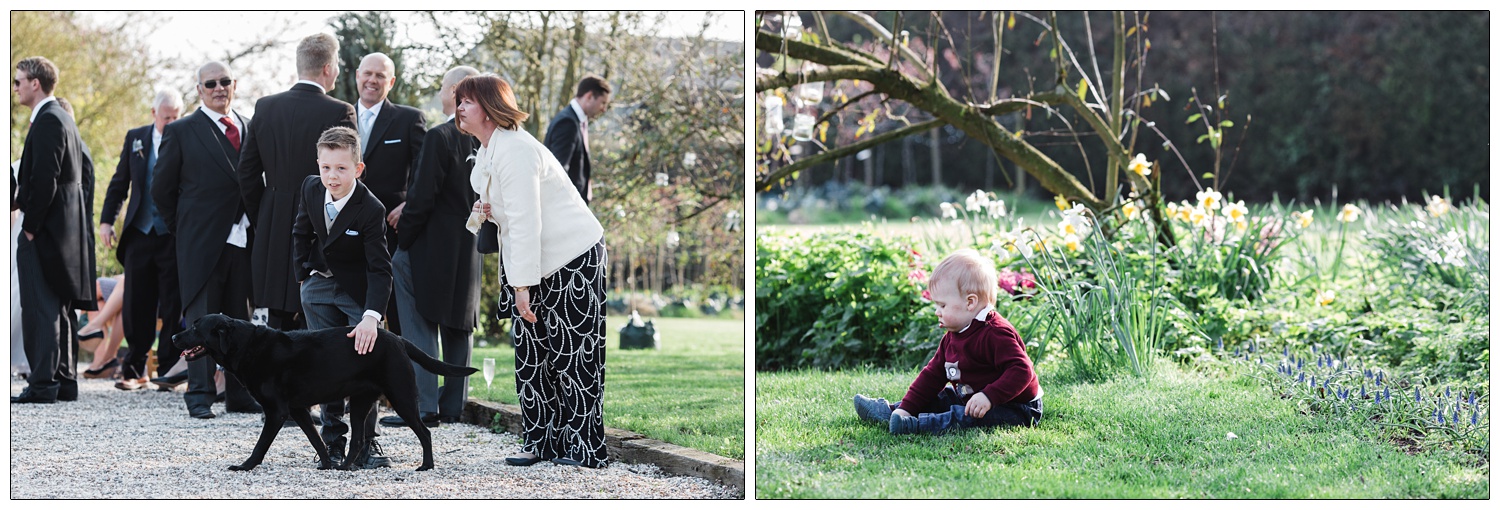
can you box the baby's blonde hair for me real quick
[928,249,998,306]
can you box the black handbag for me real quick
[477,222,499,254]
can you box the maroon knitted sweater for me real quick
[897,310,1040,412]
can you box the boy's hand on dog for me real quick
[349,316,379,354]
[965,392,991,418]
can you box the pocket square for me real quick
[384,139,401,144]
[344,229,360,236]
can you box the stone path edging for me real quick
[459,398,746,493]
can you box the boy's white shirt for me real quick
[957,305,995,334]
[315,184,382,323]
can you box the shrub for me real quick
[755,229,939,370]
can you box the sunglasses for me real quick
[201,78,235,89]
[12,77,34,87]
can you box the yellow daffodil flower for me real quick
[1055,195,1070,211]
[1128,153,1151,177]
[1063,234,1082,252]
[1425,195,1450,217]
[1316,289,1336,306]
[1222,200,1248,222]
[1122,201,1140,220]
[1337,203,1361,223]
[1291,210,1314,229]
[1196,187,1223,210]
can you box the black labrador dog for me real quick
[173,314,479,471]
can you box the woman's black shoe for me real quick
[82,358,119,379]
[77,329,104,341]
[504,455,544,466]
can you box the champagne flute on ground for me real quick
[483,358,496,388]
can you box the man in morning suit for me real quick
[151,61,261,419]
[350,52,425,335]
[98,89,185,391]
[12,56,98,404]
[382,66,480,428]
[543,74,611,204]
[238,33,357,331]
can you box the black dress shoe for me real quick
[505,454,544,466]
[379,413,440,427]
[11,392,58,404]
[351,440,392,469]
[326,439,347,466]
[189,408,216,419]
[550,457,584,467]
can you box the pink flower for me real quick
[920,288,932,302]
[997,269,1037,296]
[908,268,928,284]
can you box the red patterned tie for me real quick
[220,116,240,150]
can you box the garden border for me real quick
[460,398,745,493]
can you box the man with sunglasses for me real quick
[151,61,259,419]
[12,56,97,404]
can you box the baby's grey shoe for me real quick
[853,394,893,423]
[889,413,921,435]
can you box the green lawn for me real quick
[468,315,745,460]
[755,363,1488,498]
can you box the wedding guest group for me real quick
[12,34,614,469]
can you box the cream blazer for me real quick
[467,128,604,288]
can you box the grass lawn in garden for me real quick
[467,315,745,460]
[755,363,1488,498]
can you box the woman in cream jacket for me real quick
[460,74,608,468]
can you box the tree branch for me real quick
[828,11,932,81]
[755,65,888,93]
[757,118,945,191]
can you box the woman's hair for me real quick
[453,74,530,134]
[929,248,998,306]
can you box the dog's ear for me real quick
[212,321,237,358]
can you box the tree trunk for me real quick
[557,11,587,113]
[929,127,942,187]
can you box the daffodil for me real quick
[1315,289,1336,306]
[1337,203,1361,223]
[1060,204,1091,236]
[1196,187,1223,210]
[1425,195,1450,217]
[1165,202,1180,221]
[1189,206,1209,226]
[993,231,1019,254]
[1055,195,1070,211]
[1291,210,1314,229]
[1063,234,1082,252]
[986,199,1006,219]
[1234,219,1248,233]
[940,202,957,219]
[1128,153,1151,177]
[1222,200,1248,222]
[1122,201,1140,220]
[966,190,988,212]
[1177,200,1195,222]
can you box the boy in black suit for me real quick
[291,126,393,469]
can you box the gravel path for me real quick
[9,371,740,499]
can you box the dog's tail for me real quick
[401,337,482,377]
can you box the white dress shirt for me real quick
[29,96,57,123]
[568,98,589,149]
[199,105,250,248]
[295,79,327,94]
[958,305,996,334]
[356,100,383,147]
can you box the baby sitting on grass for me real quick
[854,249,1043,434]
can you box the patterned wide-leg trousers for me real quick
[501,239,608,467]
